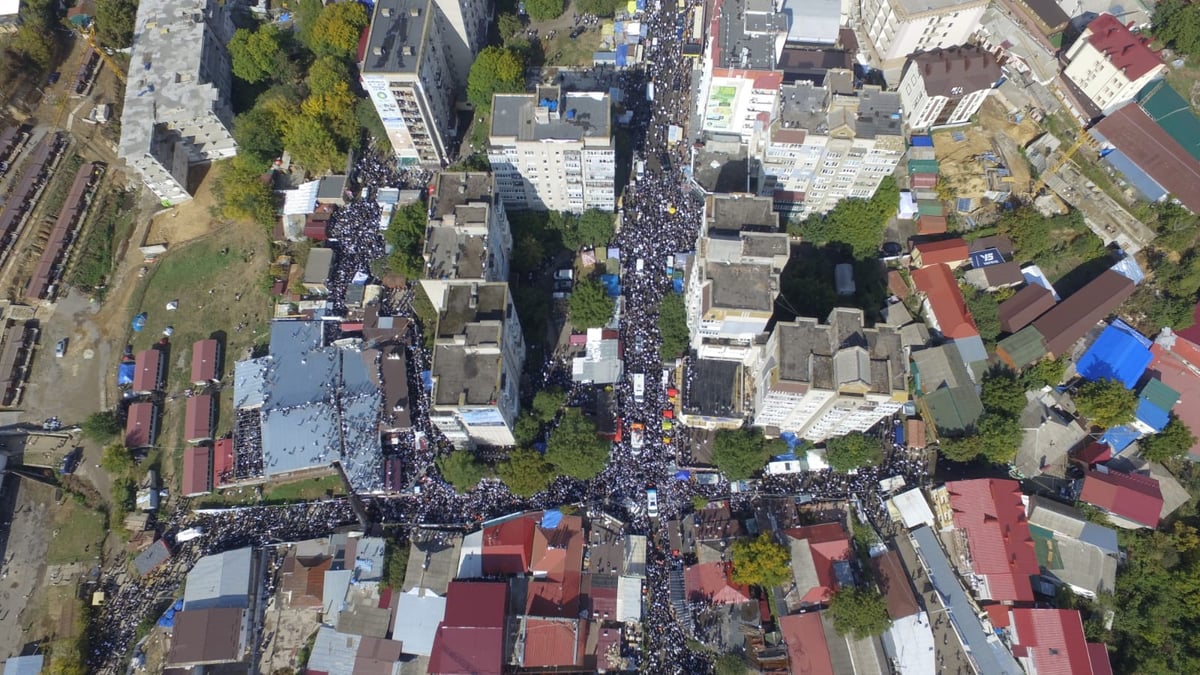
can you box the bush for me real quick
[524,0,565,20]
[824,432,883,472]
[82,411,122,443]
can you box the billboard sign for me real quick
[361,76,420,162]
[969,247,1005,268]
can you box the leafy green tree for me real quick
[575,0,625,16]
[568,278,615,329]
[939,413,1022,464]
[532,388,566,423]
[1021,357,1066,390]
[511,232,545,276]
[293,0,325,50]
[381,539,409,590]
[229,25,285,84]
[100,443,133,476]
[94,0,138,49]
[545,408,610,480]
[962,285,1001,343]
[467,47,526,110]
[1154,0,1200,56]
[824,432,883,473]
[356,99,393,154]
[828,587,892,638]
[981,367,1029,418]
[284,115,343,174]
[82,411,122,443]
[498,12,523,40]
[436,449,489,492]
[1074,378,1138,429]
[233,107,285,166]
[513,413,542,446]
[498,448,553,497]
[691,495,709,511]
[311,1,369,58]
[713,653,752,675]
[730,534,791,588]
[307,56,352,96]
[790,177,897,258]
[1140,415,1197,462]
[712,427,774,480]
[383,201,427,278]
[302,80,359,146]
[13,24,53,70]
[524,0,565,19]
[212,156,277,228]
[658,292,690,360]
[555,210,615,250]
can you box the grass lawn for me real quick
[45,499,106,565]
[128,225,274,487]
[193,473,346,507]
[1165,60,1200,113]
[543,29,604,67]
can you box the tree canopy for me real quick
[828,587,892,638]
[1074,378,1138,429]
[980,368,1028,419]
[730,534,791,588]
[574,0,626,16]
[311,1,369,58]
[544,408,610,480]
[939,413,1022,464]
[553,210,616,250]
[436,449,489,492]
[524,0,566,20]
[790,177,897,258]
[962,285,1001,343]
[1154,0,1200,56]
[229,24,286,84]
[94,0,138,49]
[498,448,554,497]
[233,107,286,166]
[658,292,690,360]
[82,411,122,443]
[212,156,277,228]
[284,115,344,174]
[712,427,781,480]
[384,200,427,278]
[532,388,567,423]
[568,278,615,329]
[1140,415,1197,462]
[824,432,883,473]
[100,443,133,476]
[513,413,543,446]
[1020,357,1066,390]
[468,47,526,110]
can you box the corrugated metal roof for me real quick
[912,264,978,339]
[946,479,1040,602]
[1009,608,1102,675]
[191,339,220,383]
[1080,469,1163,528]
[1092,104,1200,214]
[779,612,835,675]
[998,326,1048,369]
[1135,79,1200,163]
[183,547,252,611]
[181,445,211,497]
[998,284,1055,334]
[184,394,214,443]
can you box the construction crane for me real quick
[83,25,127,84]
[1031,130,1089,195]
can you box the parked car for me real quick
[554,268,574,280]
[55,338,68,358]
[60,447,83,475]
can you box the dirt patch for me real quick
[931,98,1042,205]
[144,163,222,246]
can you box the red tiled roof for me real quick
[906,419,927,450]
[212,438,234,486]
[181,445,211,497]
[525,514,584,617]
[521,618,586,668]
[429,581,507,675]
[184,395,214,443]
[1093,103,1200,213]
[870,551,920,620]
[911,264,979,339]
[125,401,157,449]
[946,479,1039,602]
[191,339,219,384]
[1083,13,1162,81]
[1079,469,1163,528]
[913,238,969,267]
[779,612,835,675]
[784,524,852,605]
[482,514,536,575]
[1076,441,1113,465]
[684,562,751,604]
[985,603,1011,629]
[1147,338,1200,460]
[132,348,162,393]
[1010,608,1110,675]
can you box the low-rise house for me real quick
[1005,608,1113,674]
[125,401,158,449]
[1026,496,1118,599]
[683,562,751,604]
[1078,467,1164,529]
[783,523,853,609]
[302,248,335,294]
[911,343,983,437]
[428,581,508,675]
[998,284,1056,334]
[167,607,249,668]
[899,46,1003,131]
[945,479,1040,602]
[911,239,969,269]
[191,338,221,385]
[911,264,977,340]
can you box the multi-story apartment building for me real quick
[488,87,616,213]
[427,282,525,447]
[753,308,907,442]
[361,0,490,167]
[684,195,788,362]
[898,45,1003,130]
[420,172,513,298]
[1062,13,1165,114]
[857,0,988,68]
[118,0,237,205]
[701,70,784,144]
[759,78,904,218]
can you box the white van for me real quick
[646,486,659,518]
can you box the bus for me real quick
[632,373,645,402]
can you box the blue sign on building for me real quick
[969,247,1005,268]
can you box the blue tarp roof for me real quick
[541,509,563,528]
[132,313,147,332]
[1135,398,1171,433]
[1076,320,1153,389]
[636,0,645,9]
[673,278,684,293]
[421,370,433,392]
[911,136,934,147]
[674,470,691,480]
[773,452,796,461]
[1100,425,1140,452]
[616,44,629,67]
[118,362,135,386]
[601,274,621,297]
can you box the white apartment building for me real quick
[118,0,238,205]
[361,0,490,167]
[898,45,1003,131]
[685,195,788,362]
[420,172,513,297]
[700,69,784,144]
[857,0,988,67]
[760,79,905,218]
[1062,13,1166,114]
[753,308,907,442]
[427,282,525,447]
[488,87,616,213]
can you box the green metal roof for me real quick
[917,200,945,216]
[1140,377,1180,412]
[922,385,983,436]
[998,326,1048,369]
[908,159,939,174]
[1135,79,1200,163]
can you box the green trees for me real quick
[468,47,526,110]
[824,432,883,473]
[381,540,409,590]
[980,368,1028,418]
[311,1,369,58]
[544,408,610,480]
[524,0,566,20]
[498,13,523,40]
[436,449,489,492]
[1021,357,1066,390]
[233,107,286,165]
[212,157,278,228]
[557,210,616,250]
[962,285,1001,343]
[11,0,60,70]
[94,0,138,49]
[229,24,286,84]
[1074,378,1138,429]
[828,587,892,638]
[82,411,121,443]
[1154,0,1200,55]
[532,388,567,422]
[568,278,615,329]
[284,116,343,174]
[790,177,897,258]
[657,292,690,360]
[498,448,554,497]
[384,201,428,278]
[712,427,781,480]
[730,534,791,588]
[100,443,134,475]
[1140,416,1197,462]
[575,0,625,16]
[941,368,1028,464]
